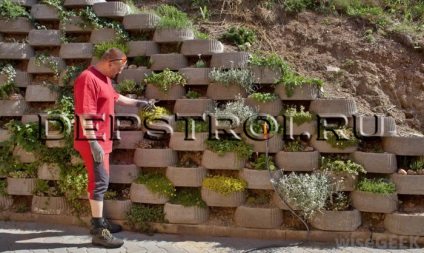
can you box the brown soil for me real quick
[26,102,56,113]
[110,149,135,164]
[178,151,203,167]
[133,136,170,149]
[280,210,309,230]
[32,75,58,86]
[245,189,277,208]
[10,196,32,213]
[398,195,424,213]
[361,212,386,233]
[273,12,424,136]
[204,207,237,227]
[106,184,131,200]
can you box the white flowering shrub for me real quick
[273,170,334,220]
[211,94,258,128]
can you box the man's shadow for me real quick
[0,230,99,251]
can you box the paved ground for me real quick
[0,221,422,253]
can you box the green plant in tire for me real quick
[78,7,129,42]
[208,67,255,93]
[205,138,253,160]
[249,52,288,72]
[138,106,171,128]
[61,65,85,87]
[202,175,247,196]
[103,190,118,200]
[8,162,38,179]
[409,159,424,172]
[169,188,207,208]
[210,95,258,129]
[134,172,176,198]
[35,52,61,79]
[283,138,305,152]
[0,63,18,99]
[125,203,165,235]
[0,180,7,197]
[320,155,366,178]
[0,0,29,20]
[249,52,289,84]
[185,89,201,99]
[356,178,396,194]
[132,56,151,68]
[0,180,7,196]
[144,68,187,95]
[249,52,323,97]
[269,55,323,98]
[248,92,279,103]
[321,127,361,150]
[246,192,271,207]
[250,153,275,171]
[277,69,323,98]
[5,121,44,153]
[175,118,209,133]
[34,179,63,197]
[116,79,144,97]
[58,163,89,215]
[93,41,129,59]
[195,54,206,68]
[280,105,315,126]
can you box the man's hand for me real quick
[88,140,104,163]
[137,99,157,111]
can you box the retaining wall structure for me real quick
[1,0,424,244]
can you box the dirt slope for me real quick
[260,11,424,136]
[148,1,424,136]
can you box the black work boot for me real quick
[90,218,122,234]
[92,228,124,248]
[103,218,122,233]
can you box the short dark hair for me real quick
[101,48,126,62]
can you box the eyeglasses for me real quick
[109,58,127,65]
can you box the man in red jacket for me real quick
[74,48,154,248]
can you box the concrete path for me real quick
[0,221,422,252]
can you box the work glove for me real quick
[88,140,104,163]
[137,99,157,111]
